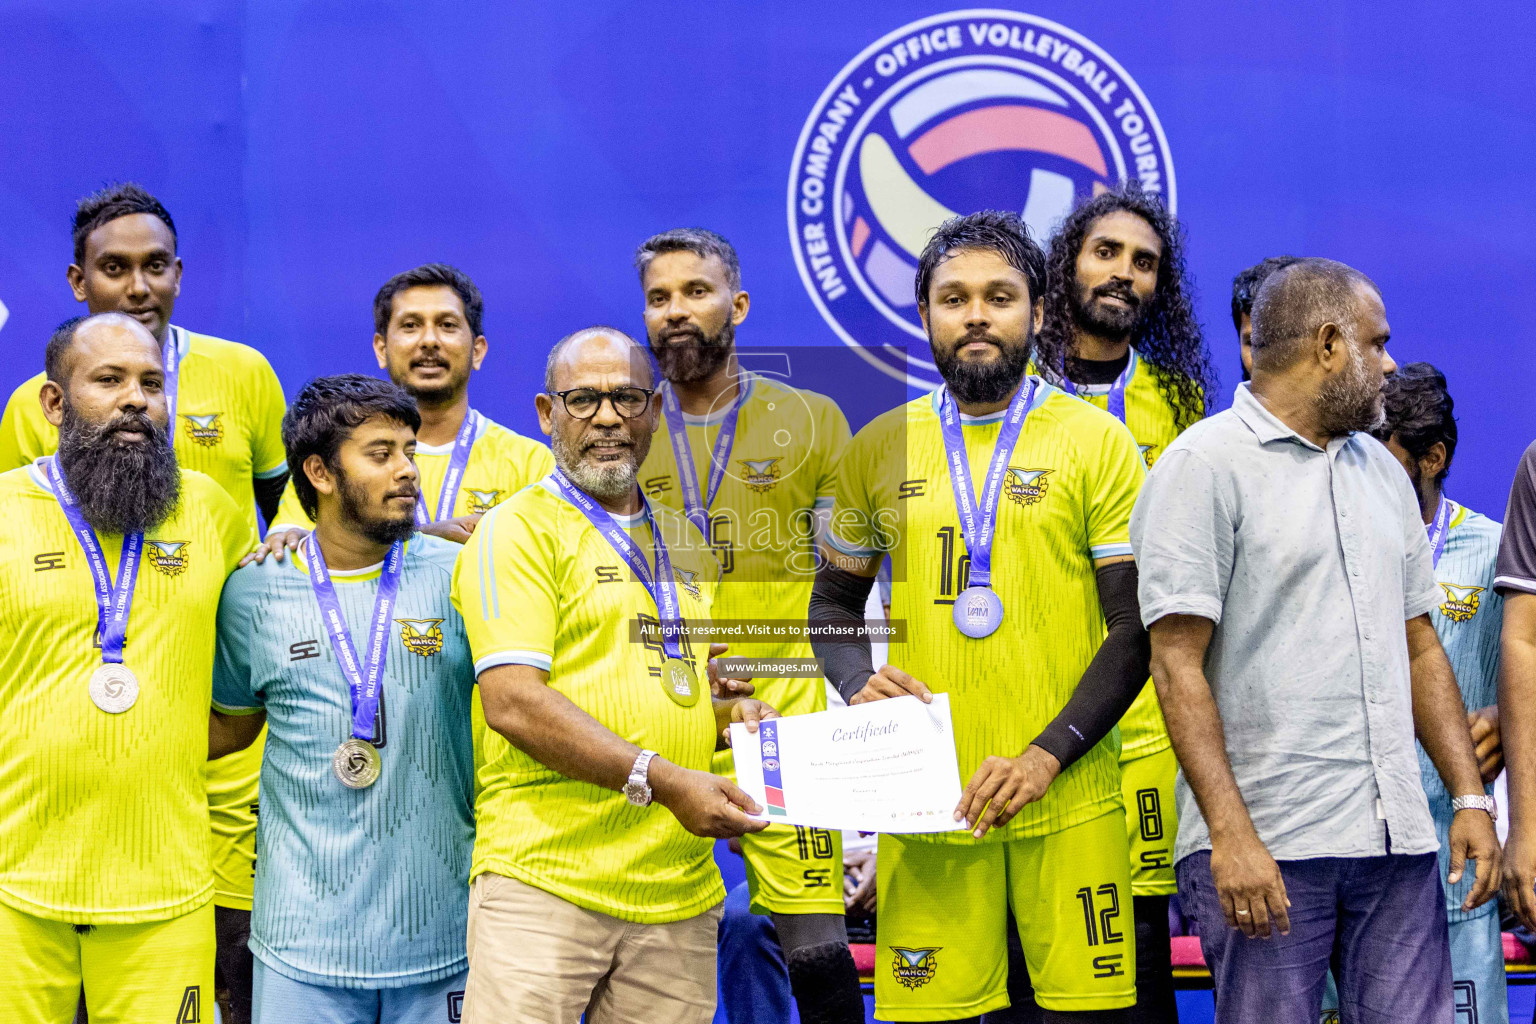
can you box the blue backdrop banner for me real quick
[2,1,1532,515]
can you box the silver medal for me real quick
[89,664,139,713]
[332,737,382,789]
[953,586,1004,639]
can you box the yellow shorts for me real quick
[713,747,845,916]
[207,727,265,910]
[1120,745,1178,896]
[873,811,1136,1020]
[0,898,215,1023]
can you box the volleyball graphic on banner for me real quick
[788,10,1176,387]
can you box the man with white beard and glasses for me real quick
[1131,258,1501,1023]
[451,327,779,1023]
[0,313,255,1022]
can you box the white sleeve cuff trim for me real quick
[1494,574,1536,595]
[474,651,552,676]
[826,531,879,558]
[254,462,290,479]
[1090,542,1135,559]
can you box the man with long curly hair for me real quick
[1033,183,1215,1023]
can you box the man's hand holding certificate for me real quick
[729,693,967,834]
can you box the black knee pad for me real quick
[785,940,864,1024]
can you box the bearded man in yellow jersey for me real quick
[633,228,862,1024]
[1032,184,1216,1024]
[0,313,257,1023]
[811,212,1152,1023]
[451,327,779,1024]
[0,183,287,1024]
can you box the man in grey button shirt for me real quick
[1130,258,1500,1023]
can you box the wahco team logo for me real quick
[1439,583,1484,624]
[147,540,190,577]
[182,413,224,447]
[890,946,941,989]
[396,618,445,657]
[789,10,1175,387]
[1004,467,1050,505]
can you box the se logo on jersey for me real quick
[183,413,224,447]
[1438,583,1484,624]
[396,618,444,657]
[148,540,190,577]
[740,458,782,493]
[1004,468,1051,506]
[464,489,503,514]
[890,946,941,989]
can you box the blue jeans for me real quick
[1177,850,1451,1024]
[714,882,791,1024]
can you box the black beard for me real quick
[650,319,734,384]
[932,330,1032,405]
[56,401,181,535]
[402,379,458,407]
[335,470,416,546]
[1071,280,1146,340]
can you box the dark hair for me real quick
[1231,256,1300,331]
[1034,183,1213,430]
[1250,257,1380,371]
[373,263,485,340]
[282,374,421,519]
[1371,362,1457,483]
[72,183,177,265]
[914,210,1047,309]
[44,316,90,384]
[634,228,742,290]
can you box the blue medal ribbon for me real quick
[549,470,686,660]
[659,377,747,534]
[1063,347,1135,423]
[163,327,182,446]
[415,409,480,526]
[45,456,144,665]
[305,535,405,741]
[1427,494,1452,569]
[936,378,1038,589]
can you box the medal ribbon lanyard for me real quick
[1063,348,1134,423]
[46,457,143,666]
[415,409,480,526]
[163,327,182,448]
[936,379,1038,590]
[550,470,687,662]
[1427,494,1452,569]
[659,377,747,535]
[305,535,405,742]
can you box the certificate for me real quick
[729,694,966,834]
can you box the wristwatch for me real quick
[1451,794,1498,821]
[624,749,659,807]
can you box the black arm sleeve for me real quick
[808,563,878,704]
[253,471,289,529]
[1031,560,1151,770]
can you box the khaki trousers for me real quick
[463,872,722,1024]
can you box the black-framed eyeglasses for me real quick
[547,387,656,420]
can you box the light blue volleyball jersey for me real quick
[1419,501,1504,921]
[213,534,476,987]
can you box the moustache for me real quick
[1091,283,1139,308]
[101,410,159,443]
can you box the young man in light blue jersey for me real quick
[1347,361,1505,1023]
[210,375,476,1024]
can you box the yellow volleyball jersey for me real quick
[0,327,289,534]
[451,479,726,924]
[270,412,554,532]
[828,379,1146,842]
[639,373,851,720]
[1048,349,1198,760]
[0,463,254,924]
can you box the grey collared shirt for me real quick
[1130,384,1440,863]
